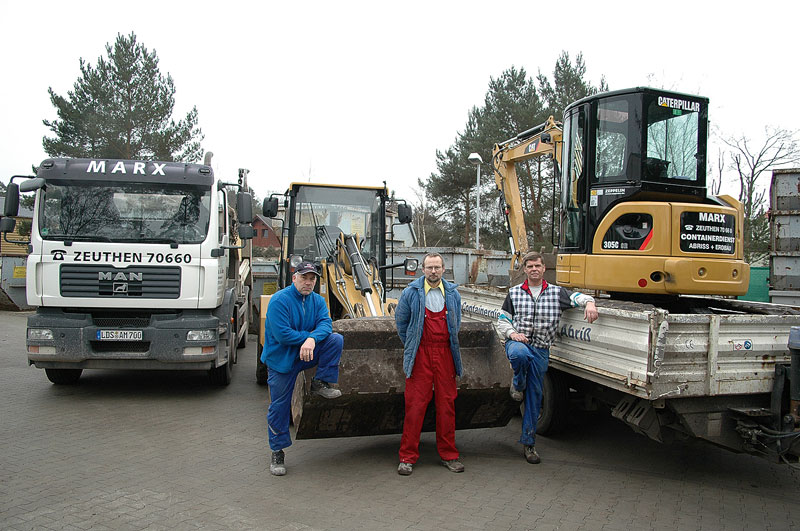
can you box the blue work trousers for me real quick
[267,333,343,451]
[505,340,549,446]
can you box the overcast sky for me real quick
[1,0,797,204]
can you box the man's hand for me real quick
[509,332,529,343]
[584,301,599,324]
[299,337,316,362]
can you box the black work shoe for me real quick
[397,462,413,475]
[270,450,286,476]
[311,379,342,399]
[524,445,541,464]
[509,385,523,402]
[441,458,465,473]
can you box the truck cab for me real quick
[1,157,254,385]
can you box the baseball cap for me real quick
[294,261,319,276]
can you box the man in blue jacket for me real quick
[261,261,343,476]
[395,253,464,475]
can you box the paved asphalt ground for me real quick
[1,309,799,530]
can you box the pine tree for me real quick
[43,32,203,162]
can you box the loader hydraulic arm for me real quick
[492,116,562,269]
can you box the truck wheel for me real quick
[209,332,234,386]
[209,361,231,386]
[537,370,569,436]
[45,368,82,385]
[256,342,269,385]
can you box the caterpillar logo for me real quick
[658,96,701,113]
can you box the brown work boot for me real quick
[524,445,541,464]
[441,458,465,473]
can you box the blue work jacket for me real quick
[260,284,333,373]
[394,276,463,378]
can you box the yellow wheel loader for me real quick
[257,182,516,438]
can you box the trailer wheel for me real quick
[45,368,82,385]
[537,370,569,436]
[256,342,269,385]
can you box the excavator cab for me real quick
[257,182,517,438]
[555,87,748,296]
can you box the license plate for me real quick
[96,330,143,341]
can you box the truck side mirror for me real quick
[238,224,254,240]
[4,183,19,217]
[397,203,412,224]
[0,217,17,233]
[263,197,279,218]
[236,192,253,224]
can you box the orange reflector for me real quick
[202,346,215,354]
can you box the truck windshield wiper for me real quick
[137,237,180,248]
[49,234,111,245]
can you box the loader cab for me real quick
[559,87,709,254]
[280,183,388,289]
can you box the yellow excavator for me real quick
[493,87,750,298]
[257,182,516,438]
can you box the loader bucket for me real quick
[290,317,518,439]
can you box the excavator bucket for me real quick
[290,317,518,439]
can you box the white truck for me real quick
[1,155,254,385]
[460,287,800,463]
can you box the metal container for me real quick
[770,169,800,302]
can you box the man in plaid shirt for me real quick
[495,251,598,464]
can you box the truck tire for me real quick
[45,368,82,385]
[537,370,569,436]
[256,342,268,386]
[209,328,234,386]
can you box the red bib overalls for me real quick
[399,305,459,463]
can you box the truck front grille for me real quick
[60,265,181,299]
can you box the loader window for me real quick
[292,186,383,263]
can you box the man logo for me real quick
[51,250,65,261]
[113,282,129,294]
[98,271,143,282]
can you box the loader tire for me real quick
[537,370,569,436]
[45,368,82,385]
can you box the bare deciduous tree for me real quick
[722,127,800,262]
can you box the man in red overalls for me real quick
[394,253,464,475]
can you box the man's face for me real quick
[523,259,545,285]
[293,271,318,295]
[423,257,444,286]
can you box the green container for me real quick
[739,266,770,302]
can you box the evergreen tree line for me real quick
[414,52,606,251]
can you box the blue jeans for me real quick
[267,333,343,451]
[505,340,549,446]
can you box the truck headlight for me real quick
[187,330,216,341]
[28,329,54,340]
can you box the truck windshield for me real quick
[38,181,212,244]
[292,186,382,262]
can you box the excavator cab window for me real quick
[643,95,704,184]
[560,106,587,250]
[595,98,631,181]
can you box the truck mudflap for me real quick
[289,318,518,439]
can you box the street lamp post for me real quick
[468,153,483,248]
